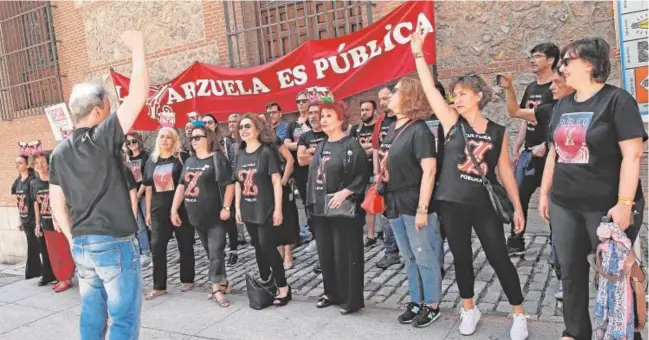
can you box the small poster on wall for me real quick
[44,103,74,141]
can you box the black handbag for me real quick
[245,272,277,310]
[459,122,514,224]
[319,140,356,218]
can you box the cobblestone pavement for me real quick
[141,206,648,324]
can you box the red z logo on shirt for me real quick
[524,99,542,109]
[238,169,259,196]
[16,194,27,213]
[36,193,50,216]
[358,135,371,145]
[316,157,330,185]
[184,171,203,197]
[457,141,493,176]
[378,150,389,182]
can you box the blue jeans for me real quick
[390,213,443,305]
[71,235,142,340]
[136,197,151,255]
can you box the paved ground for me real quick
[0,276,567,340]
[0,208,645,340]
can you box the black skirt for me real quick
[275,184,300,246]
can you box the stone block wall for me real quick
[0,1,646,263]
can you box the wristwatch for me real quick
[222,206,231,211]
[618,197,634,206]
[416,204,428,214]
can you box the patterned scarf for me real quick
[593,221,635,339]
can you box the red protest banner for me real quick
[111,1,436,131]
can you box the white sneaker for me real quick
[459,306,481,335]
[554,280,563,300]
[305,240,317,253]
[510,313,529,340]
[140,255,152,268]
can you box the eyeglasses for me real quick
[126,139,138,145]
[561,56,579,67]
[530,53,546,59]
[203,120,216,126]
[190,135,207,142]
[296,99,308,104]
[239,123,253,130]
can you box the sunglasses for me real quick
[126,139,138,145]
[203,120,216,125]
[239,123,253,130]
[191,135,207,142]
[561,56,579,67]
[296,99,308,104]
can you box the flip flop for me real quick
[145,290,167,300]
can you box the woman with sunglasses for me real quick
[143,127,195,300]
[124,131,152,267]
[539,38,646,340]
[12,155,54,284]
[378,77,443,328]
[305,101,369,315]
[171,122,235,307]
[411,26,528,339]
[233,114,291,306]
[31,152,74,292]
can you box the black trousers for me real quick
[246,217,287,287]
[195,223,227,284]
[224,209,238,252]
[439,201,524,305]
[510,153,545,239]
[23,225,54,282]
[294,172,312,231]
[550,197,645,340]
[313,215,365,311]
[151,211,195,290]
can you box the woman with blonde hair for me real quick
[143,127,195,300]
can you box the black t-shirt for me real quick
[49,113,138,238]
[379,120,437,217]
[179,153,232,228]
[30,178,53,231]
[530,103,555,148]
[286,120,311,177]
[548,84,648,211]
[378,115,397,146]
[234,144,281,225]
[520,81,555,148]
[126,151,149,191]
[298,130,327,152]
[123,165,137,191]
[424,114,444,184]
[312,136,369,215]
[143,156,184,216]
[12,174,35,227]
[350,123,375,173]
[436,118,505,208]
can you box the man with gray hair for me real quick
[48,31,149,340]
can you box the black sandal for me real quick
[273,286,292,307]
[316,295,332,308]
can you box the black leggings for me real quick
[313,215,365,311]
[246,217,287,287]
[550,198,645,340]
[224,210,238,252]
[195,223,227,284]
[511,153,544,239]
[150,212,195,291]
[439,201,524,306]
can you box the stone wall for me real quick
[0,1,646,263]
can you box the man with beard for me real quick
[350,100,380,248]
[501,43,559,256]
[370,86,400,269]
[297,102,327,271]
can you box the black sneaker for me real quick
[376,254,400,269]
[377,231,384,240]
[364,237,378,248]
[313,262,322,274]
[227,253,238,266]
[398,302,420,324]
[506,236,525,256]
[412,304,441,328]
